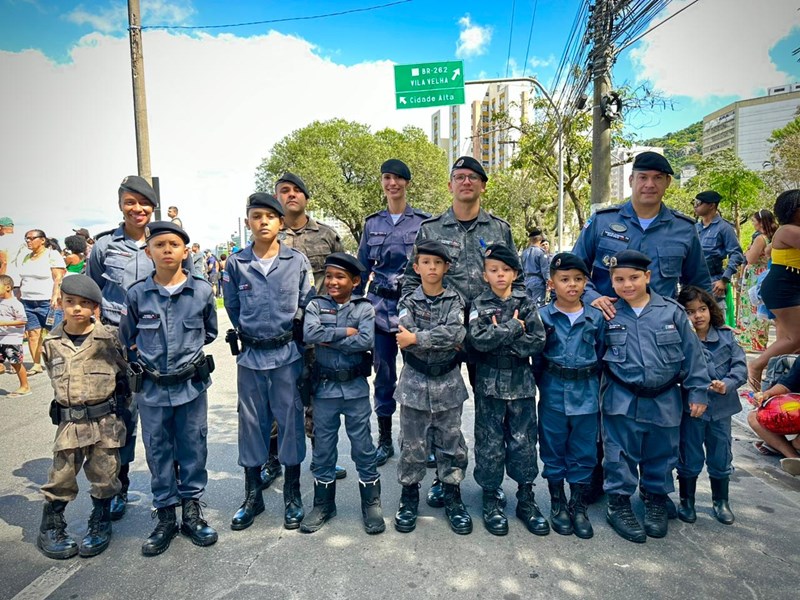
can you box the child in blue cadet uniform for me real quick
[119,221,218,557]
[534,252,606,539]
[468,243,546,537]
[676,285,746,525]
[300,252,384,534]
[222,193,315,533]
[601,249,711,543]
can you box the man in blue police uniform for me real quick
[402,155,519,508]
[357,159,429,467]
[520,228,550,306]
[572,151,712,505]
[693,190,744,320]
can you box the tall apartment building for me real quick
[703,83,800,171]
[431,106,461,165]
[469,84,531,173]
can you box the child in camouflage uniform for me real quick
[38,274,128,560]
[393,240,471,535]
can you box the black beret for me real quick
[484,243,521,272]
[695,190,722,204]
[415,239,451,263]
[549,252,590,277]
[632,151,674,175]
[324,252,365,277]
[276,172,311,199]
[247,192,284,217]
[451,156,488,182]
[60,274,102,305]
[381,159,412,181]
[145,221,190,244]
[119,175,158,208]
[609,249,651,271]
[528,228,543,238]
[73,228,91,239]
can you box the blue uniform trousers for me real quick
[538,403,598,484]
[602,414,679,496]
[119,399,138,465]
[237,360,306,468]
[373,329,398,417]
[677,415,733,479]
[311,395,378,483]
[139,392,208,508]
[474,396,538,490]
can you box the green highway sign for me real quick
[394,60,465,110]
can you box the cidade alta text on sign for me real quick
[409,93,457,104]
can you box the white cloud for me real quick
[629,0,800,98]
[456,14,492,58]
[0,30,441,247]
[528,54,555,69]
[65,1,195,34]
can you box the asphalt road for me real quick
[0,309,798,600]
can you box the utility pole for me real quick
[127,1,153,186]
[590,0,613,211]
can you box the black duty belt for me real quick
[370,284,401,300]
[604,368,681,398]
[142,355,215,386]
[239,331,293,350]
[58,397,114,423]
[478,354,530,370]
[318,365,366,383]
[545,362,600,381]
[403,352,459,377]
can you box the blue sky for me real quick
[2,0,800,245]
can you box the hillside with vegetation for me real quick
[641,120,703,177]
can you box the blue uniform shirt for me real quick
[536,302,606,415]
[572,201,712,303]
[303,295,375,400]
[520,245,550,305]
[694,326,747,421]
[87,225,197,325]
[119,271,218,407]
[357,204,429,332]
[601,292,711,428]
[695,215,744,288]
[222,243,314,370]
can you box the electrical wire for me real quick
[506,0,517,78]
[140,0,413,30]
[522,0,539,77]
[618,0,702,51]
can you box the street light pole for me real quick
[465,77,565,251]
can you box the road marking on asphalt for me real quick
[11,562,81,600]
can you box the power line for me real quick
[522,0,539,77]
[505,0,517,78]
[618,0,703,52]
[141,0,413,31]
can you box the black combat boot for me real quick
[375,416,395,467]
[79,496,112,557]
[482,488,508,536]
[710,477,735,524]
[300,480,337,533]
[141,505,179,556]
[181,498,218,546]
[548,480,573,536]
[394,484,419,533]
[677,476,697,524]
[231,466,265,531]
[640,489,669,538]
[606,494,646,543]
[260,436,282,490]
[426,475,445,508]
[109,463,129,521]
[283,464,304,530]
[359,480,386,534]
[568,483,593,539]
[638,488,678,520]
[442,483,472,535]
[516,483,550,536]
[335,465,348,479]
[37,501,79,560]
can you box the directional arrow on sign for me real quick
[399,97,407,104]
[452,68,461,81]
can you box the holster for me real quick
[49,399,60,425]
[225,329,240,355]
[127,362,144,393]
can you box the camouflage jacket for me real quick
[279,217,344,293]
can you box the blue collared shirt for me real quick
[695,326,747,421]
[696,215,745,289]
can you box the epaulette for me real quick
[412,208,431,218]
[485,211,512,227]
[595,204,622,215]
[364,210,383,220]
[669,208,696,225]
[128,275,149,290]
[420,213,444,225]
[350,296,371,304]
[191,273,208,282]
[94,228,116,240]
[662,295,684,309]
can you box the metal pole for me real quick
[589,0,612,210]
[127,0,152,182]
[465,77,565,250]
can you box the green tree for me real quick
[254,119,450,243]
[765,114,800,192]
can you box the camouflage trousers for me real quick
[473,395,539,491]
[41,446,121,503]
[397,404,468,486]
